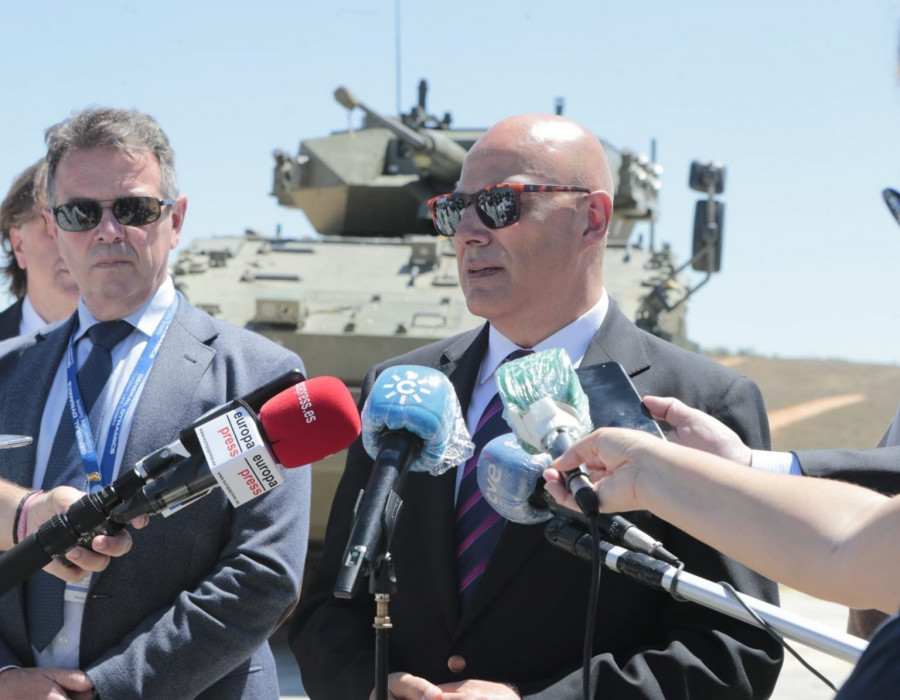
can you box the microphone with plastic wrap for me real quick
[494,349,678,564]
[0,372,361,596]
[476,433,675,564]
[334,365,472,599]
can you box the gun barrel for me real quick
[334,86,467,183]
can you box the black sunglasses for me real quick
[427,183,591,237]
[51,196,174,232]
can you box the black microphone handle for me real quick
[112,451,214,523]
[547,430,600,513]
[0,531,53,595]
[333,429,421,600]
[545,514,673,590]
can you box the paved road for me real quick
[275,586,861,699]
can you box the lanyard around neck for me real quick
[63,295,180,492]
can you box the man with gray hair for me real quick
[0,107,311,699]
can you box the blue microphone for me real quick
[477,434,680,565]
[334,366,471,599]
[477,434,553,524]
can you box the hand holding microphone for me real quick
[493,349,678,564]
[544,427,681,521]
[0,373,362,596]
[16,486,146,583]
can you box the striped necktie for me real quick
[27,319,133,652]
[455,348,532,609]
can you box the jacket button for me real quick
[447,655,467,673]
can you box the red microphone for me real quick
[114,376,360,516]
[260,375,361,467]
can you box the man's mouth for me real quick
[467,263,503,275]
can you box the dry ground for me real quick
[715,355,900,450]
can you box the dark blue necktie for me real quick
[27,320,133,652]
[455,349,532,609]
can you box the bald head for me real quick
[452,114,615,346]
[465,114,614,195]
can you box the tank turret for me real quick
[333,86,468,184]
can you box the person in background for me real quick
[0,157,78,339]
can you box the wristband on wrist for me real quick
[14,490,42,544]
[12,492,31,545]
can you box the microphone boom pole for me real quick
[545,514,867,664]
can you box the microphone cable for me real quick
[712,580,838,693]
[581,509,602,700]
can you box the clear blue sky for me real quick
[2,0,899,364]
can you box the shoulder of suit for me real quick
[632,325,749,379]
[185,304,302,364]
[368,325,484,374]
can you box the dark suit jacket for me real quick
[0,300,312,699]
[0,298,23,341]
[291,302,783,699]
[795,447,900,494]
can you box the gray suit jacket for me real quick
[0,300,311,699]
[292,301,782,699]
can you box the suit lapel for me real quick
[402,326,487,635]
[119,304,217,472]
[582,300,652,382]
[82,304,218,659]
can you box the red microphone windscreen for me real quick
[258,376,361,467]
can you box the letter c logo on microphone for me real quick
[379,369,435,406]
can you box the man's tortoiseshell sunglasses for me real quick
[427,183,591,237]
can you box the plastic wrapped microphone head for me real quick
[361,365,473,475]
[477,434,552,524]
[258,376,361,466]
[495,348,592,454]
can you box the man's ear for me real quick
[42,209,59,244]
[9,226,27,270]
[169,195,188,250]
[584,190,613,241]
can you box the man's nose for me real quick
[453,206,491,245]
[93,209,125,242]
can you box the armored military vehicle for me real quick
[171,81,725,569]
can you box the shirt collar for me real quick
[478,289,609,387]
[75,276,176,342]
[20,294,49,336]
